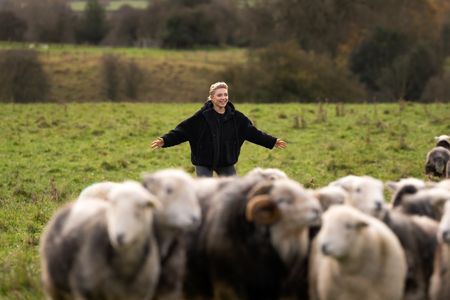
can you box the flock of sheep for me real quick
[39,136,450,300]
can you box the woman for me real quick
[151,82,287,177]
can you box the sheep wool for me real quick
[310,205,407,300]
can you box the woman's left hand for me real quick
[275,139,287,149]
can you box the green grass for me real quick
[1,102,449,298]
[70,0,149,11]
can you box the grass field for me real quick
[70,0,149,11]
[1,102,449,299]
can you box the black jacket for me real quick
[161,101,277,168]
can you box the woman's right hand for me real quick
[151,137,164,149]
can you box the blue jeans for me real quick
[195,165,236,177]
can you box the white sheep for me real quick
[142,168,201,300]
[309,205,407,300]
[40,181,162,300]
[314,185,349,211]
[429,200,450,300]
[329,175,385,218]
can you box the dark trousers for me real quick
[195,165,236,177]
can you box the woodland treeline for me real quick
[1,0,450,102]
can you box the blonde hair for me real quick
[207,81,228,101]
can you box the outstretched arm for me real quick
[274,138,287,149]
[150,137,164,149]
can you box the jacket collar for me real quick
[201,100,235,120]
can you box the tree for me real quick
[76,0,108,44]
[0,11,26,41]
[350,28,409,92]
[162,7,219,48]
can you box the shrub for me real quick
[101,55,145,101]
[222,41,367,102]
[101,54,121,101]
[0,50,49,103]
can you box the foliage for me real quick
[0,50,49,102]
[1,102,449,298]
[223,41,367,102]
[350,28,441,101]
[76,0,108,44]
[162,6,219,48]
[0,10,26,41]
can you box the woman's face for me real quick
[211,88,228,110]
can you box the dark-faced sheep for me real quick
[381,209,438,300]
[429,201,450,300]
[435,135,450,150]
[385,178,427,208]
[40,181,161,300]
[309,205,407,300]
[189,177,321,300]
[425,146,450,178]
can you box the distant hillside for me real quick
[69,0,149,12]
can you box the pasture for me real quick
[0,101,449,299]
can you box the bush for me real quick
[101,55,121,101]
[101,55,145,101]
[421,71,450,102]
[0,50,49,103]
[222,41,367,102]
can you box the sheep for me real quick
[329,175,385,218]
[429,201,450,300]
[77,181,120,202]
[394,187,450,221]
[435,135,450,150]
[425,146,450,178]
[314,185,349,211]
[188,177,322,300]
[381,209,438,300]
[142,168,201,300]
[309,205,407,300]
[40,181,162,300]
[385,177,427,207]
[244,167,288,181]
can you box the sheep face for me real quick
[319,206,368,260]
[439,201,450,244]
[143,169,201,230]
[331,175,385,217]
[425,147,450,177]
[107,181,160,250]
[247,179,322,229]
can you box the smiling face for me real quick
[210,87,228,113]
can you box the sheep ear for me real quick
[355,220,368,230]
[247,180,274,199]
[142,174,157,192]
[385,181,398,192]
[435,136,440,141]
[246,195,281,225]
